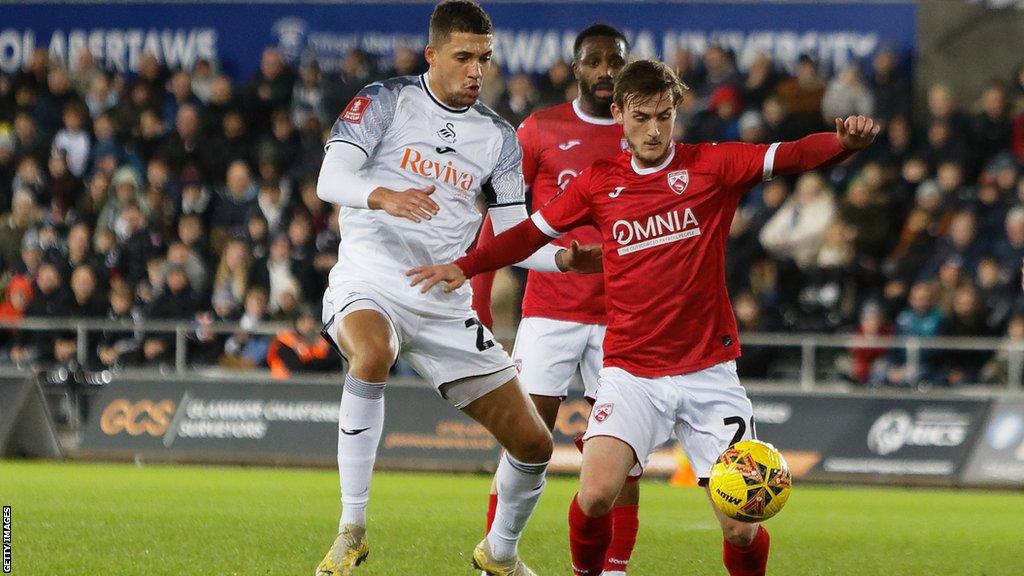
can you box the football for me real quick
[708,440,792,523]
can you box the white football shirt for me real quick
[325,73,524,315]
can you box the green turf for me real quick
[1,460,1022,575]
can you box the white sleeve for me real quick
[316,142,377,209]
[488,204,564,272]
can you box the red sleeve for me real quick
[771,132,854,178]
[536,169,595,232]
[517,115,541,191]
[470,215,496,329]
[711,132,855,191]
[456,217,553,279]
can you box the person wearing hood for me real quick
[211,159,258,248]
[0,274,33,359]
[97,166,148,239]
[266,304,340,379]
[0,189,39,268]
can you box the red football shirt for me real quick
[501,101,625,324]
[533,141,776,377]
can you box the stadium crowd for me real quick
[0,44,1023,387]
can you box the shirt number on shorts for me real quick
[723,416,756,446]
[464,318,495,351]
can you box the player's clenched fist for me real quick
[407,263,466,293]
[835,115,881,151]
[368,185,439,223]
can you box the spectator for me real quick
[0,275,33,359]
[732,291,775,379]
[163,70,202,125]
[203,74,239,137]
[941,285,994,384]
[117,202,161,286]
[699,45,741,100]
[143,265,199,364]
[849,301,892,384]
[221,286,270,369]
[96,280,143,368]
[889,281,944,385]
[495,74,539,128]
[160,104,209,174]
[20,262,69,362]
[0,189,39,268]
[179,164,213,224]
[51,102,91,178]
[250,232,300,314]
[774,54,826,132]
[868,48,910,121]
[921,210,984,279]
[55,222,104,286]
[822,65,875,123]
[211,160,259,247]
[980,314,1024,385]
[994,206,1024,287]
[212,238,251,308]
[190,59,217,104]
[759,172,836,269]
[741,53,780,112]
[98,166,142,237]
[971,82,1014,174]
[975,257,1013,333]
[266,305,339,379]
[292,59,327,128]
[85,74,118,119]
[244,48,294,135]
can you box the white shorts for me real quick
[321,281,515,408]
[583,361,754,480]
[512,317,605,401]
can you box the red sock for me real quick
[603,504,639,573]
[568,494,612,576]
[485,492,498,533]
[723,525,770,576]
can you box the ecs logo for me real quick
[609,186,626,198]
[100,398,177,437]
[558,140,581,151]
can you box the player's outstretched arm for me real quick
[316,142,439,223]
[770,115,880,177]
[406,218,601,293]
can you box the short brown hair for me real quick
[613,59,689,110]
[429,1,492,45]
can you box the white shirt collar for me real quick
[631,145,676,175]
[572,99,618,126]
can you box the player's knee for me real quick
[509,426,553,464]
[577,484,616,518]
[721,520,759,547]
[346,343,395,381]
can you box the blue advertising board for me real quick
[0,2,915,79]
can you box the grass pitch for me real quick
[1,460,1022,575]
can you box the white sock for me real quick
[337,373,385,529]
[603,572,627,576]
[487,453,548,560]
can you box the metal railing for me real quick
[1,316,290,374]
[3,317,1022,389]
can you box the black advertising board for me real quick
[78,378,501,470]
[749,392,992,484]
[961,397,1024,486]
